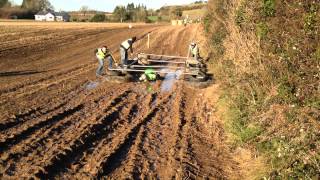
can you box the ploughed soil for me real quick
[0,23,239,179]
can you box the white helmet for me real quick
[139,74,147,81]
[191,42,196,47]
[101,46,107,53]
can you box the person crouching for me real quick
[139,68,157,82]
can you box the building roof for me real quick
[35,11,49,16]
[35,10,69,17]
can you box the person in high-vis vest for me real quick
[95,46,114,77]
[187,42,200,61]
[120,36,137,67]
[139,68,157,82]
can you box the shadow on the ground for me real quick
[0,70,47,77]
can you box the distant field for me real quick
[0,21,150,29]
[182,8,206,19]
[163,3,207,11]
[147,16,159,22]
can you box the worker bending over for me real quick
[120,37,137,67]
[95,46,114,77]
[139,68,157,82]
[187,42,200,61]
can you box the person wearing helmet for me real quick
[139,68,157,82]
[95,46,114,77]
[120,36,137,68]
[187,42,200,61]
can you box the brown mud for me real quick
[0,24,239,179]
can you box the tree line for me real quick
[1,0,204,22]
[75,3,148,22]
[113,3,147,22]
[0,0,53,11]
[0,0,53,19]
[21,0,53,11]
[0,0,11,8]
[93,2,189,23]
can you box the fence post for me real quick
[147,33,150,49]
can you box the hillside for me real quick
[160,2,207,11]
[204,0,319,178]
[156,2,207,21]
[182,8,206,20]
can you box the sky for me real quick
[12,0,197,12]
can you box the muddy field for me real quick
[0,22,238,179]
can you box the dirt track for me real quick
[0,23,238,179]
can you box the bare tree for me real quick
[38,0,53,10]
[79,5,89,17]
[113,5,126,22]
[0,0,9,8]
[21,0,53,11]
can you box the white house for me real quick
[35,11,55,21]
[35,11,70,22]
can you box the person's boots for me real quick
[96,73,103,78]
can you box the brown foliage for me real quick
[205,0,320,178]
[0,7,34,19]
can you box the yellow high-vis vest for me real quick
[96,48,106,59]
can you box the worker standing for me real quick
[187,42,200,61]
[95,46,114,77]
[139,68,157,82]
[120,37,137,68]
[183,18,188,27]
